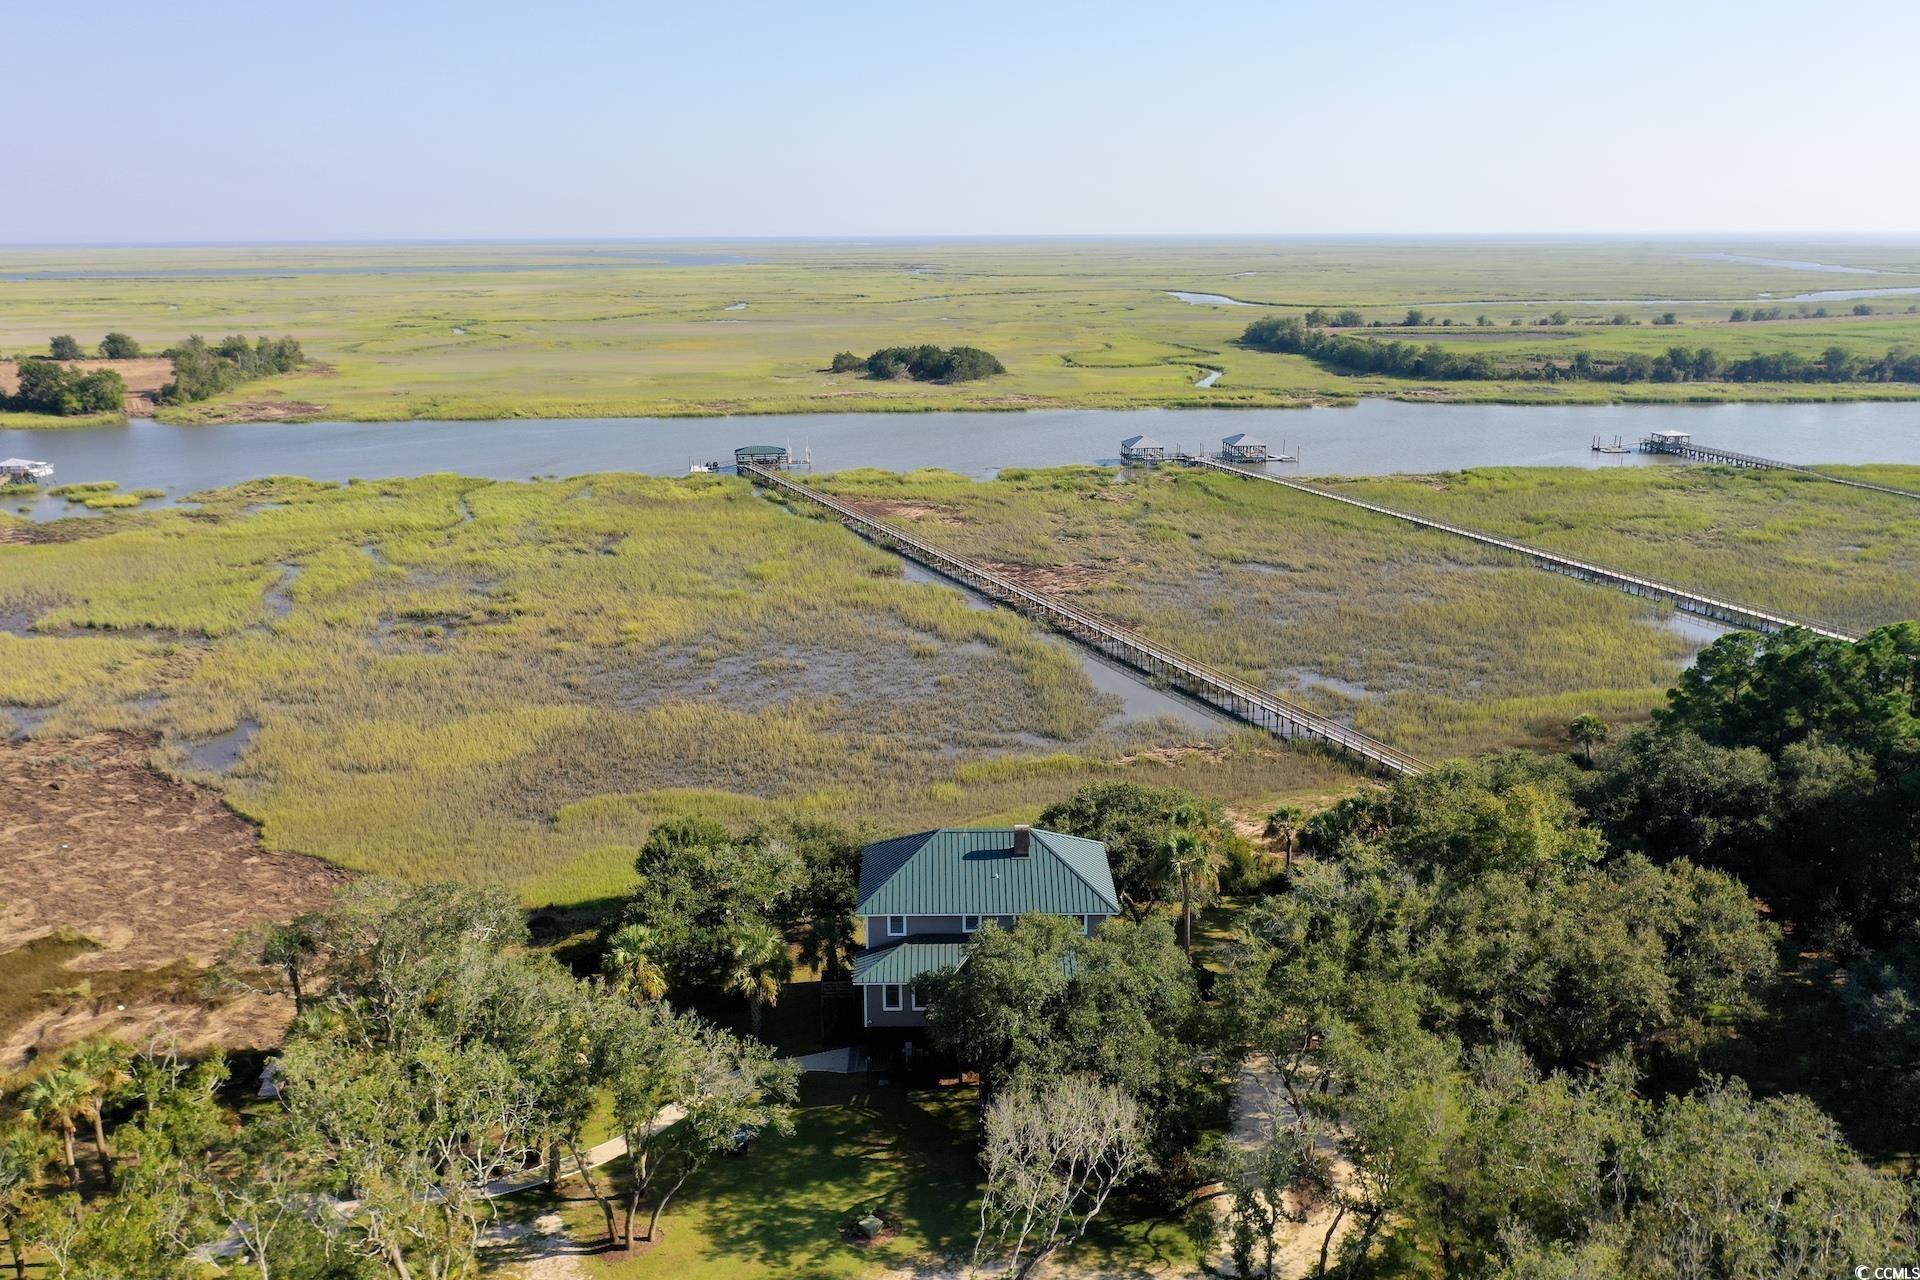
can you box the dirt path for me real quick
[1224,1056,1355,1278]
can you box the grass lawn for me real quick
[4,239,1920,424]
[503,1073,1203,1280]
[541,1074,978,1279]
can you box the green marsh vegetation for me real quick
[0,473,1342,905]
[1323,464,1920,628]
[812,463,1920,759]
[1242,313,1920,384]
[6,239,1920,423]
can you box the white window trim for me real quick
[961,913,981,933]
[911,986,927,1011]
[886,914,907,937]
[1083,914,1096,936]
[882,983,903,1011]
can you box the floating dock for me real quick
[1183,454,1859,642]
[738,459,1429,777]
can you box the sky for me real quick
[5,0,1917,243]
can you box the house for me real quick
[733,444,791,471]
[1220,432,1269,462]
[0,459,54,485]
[852,825,1120,1028]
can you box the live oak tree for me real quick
[971,1076,1149,1279]
[1039,780,1224,919]
[620,817,804,996]
[598,1000,796,1248]
[922,913,1209,1166]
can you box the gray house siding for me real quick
[866,913,1014,941]
[865,982,931,1028]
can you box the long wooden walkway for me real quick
[1639,437,1920,501]
[739,462,1429,777]
[1182,456,1860,642]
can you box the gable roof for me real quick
[853,937,970,985]
[1120,434,1162,450]
[1222,432,1266,448]
[857,827,1119,917]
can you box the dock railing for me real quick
[1182,455,1859,642]
[739,461,1430,777]
[1638,437,1920,501]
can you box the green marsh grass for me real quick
[5,239,1920,424]
[813,464,1918,760]
[1321,465,1920,629]
[0,473,1341,904]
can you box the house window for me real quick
[1083,914,1096,936]
[962,914,981,933]
[882,983,903,1011]
[911,986,927,1011]
[886,915,907,937]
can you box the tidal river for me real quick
[4,399,1918,522]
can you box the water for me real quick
[1194,369,1223,388]
[1167,291,1260,306]
[1689,252,1883,275]
[1791,287,1920,303]
[184,720,260,773]
[1659,611,1736,649]
[897,559,1228,732]
[5,400,1918,522]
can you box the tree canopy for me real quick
[856,344,1005,383]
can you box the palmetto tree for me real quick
[1568,713,1610,766]
[1263,804,1306,873]
[1166,806,1223,959]
[60,1038,129,1189]
[721,920,793,1041]
[605,923,669,1002]
[0,1120,46,1280]
[21,1068,89,1187]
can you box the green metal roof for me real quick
[733,444,788,457]
[856,828,1119,917]
[853,938,969,985]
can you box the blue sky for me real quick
[6,0,1916,242]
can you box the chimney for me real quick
[1012,825,1031,857]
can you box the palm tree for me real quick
[1166,806,1223,959]
[1264,804,1306,873]
[604,924,669,1002]
[60,1039,128,1189]
[721,920,793,1041]
[258,917,321,1014]
[1568,713,1610,766]
[0,1121,46,1280]
[21,1069,89,1187]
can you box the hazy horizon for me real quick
[6,0,1918,243]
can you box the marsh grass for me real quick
[5,240,1920,424]
[1321,465,1920,629]
[813,464,1917,760]
[0,473,1340,902]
